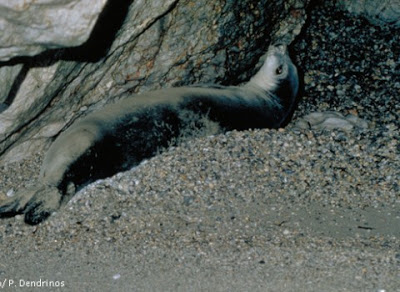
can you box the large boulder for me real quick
[0,0,108,61]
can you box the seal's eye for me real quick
[275,65,283,75]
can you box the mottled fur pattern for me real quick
[0,44,298,224]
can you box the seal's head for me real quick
[250,44,299,109]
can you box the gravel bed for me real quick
[0,2,399,291]
[293,2,399,128]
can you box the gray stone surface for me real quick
[294,111,369,131]
[0,0,107,61]
[0,64,23,108]
[337,0,400,27]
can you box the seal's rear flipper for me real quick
[0,184,61,225]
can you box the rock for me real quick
[294,111,370,131]
[0,64,23,109]
[337,0,400,27]
[0,0,311,164]
[0,0,108,61]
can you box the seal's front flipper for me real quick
[0,184,62,225]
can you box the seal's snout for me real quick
[270,43,288,55]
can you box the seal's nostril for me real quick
[274,44,287,53]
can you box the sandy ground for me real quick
[0,3,399,292]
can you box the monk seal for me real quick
[0,44,299,224]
